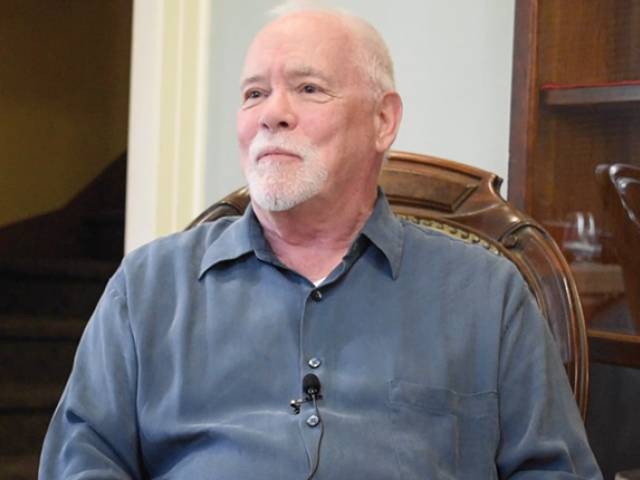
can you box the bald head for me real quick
[248,8,395,101]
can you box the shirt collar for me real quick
[198,189,404,280]
[360,189,404,279]
[198,205,257,278]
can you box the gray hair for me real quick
[268,1,396,100]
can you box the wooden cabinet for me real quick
[509,0,640,366]
[508,1,640,476]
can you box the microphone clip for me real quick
[289,391,323,415]
[290,373,323,415]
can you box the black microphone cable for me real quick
[302,374,324,480]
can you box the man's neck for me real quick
[252,188,377,282]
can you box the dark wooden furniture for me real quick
[596,164,640,326]
[508,0,640,367]
[508,2,640,475]
[588,164,640,368]
[189,150,589,417]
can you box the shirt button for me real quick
[308,357,322,369]
[311,289,323,301]
[306,414,320,427]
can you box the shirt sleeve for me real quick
[39,270,145,479]
[495,276,602,479]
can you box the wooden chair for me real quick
[596,163,640,331]
[189,150,589,417]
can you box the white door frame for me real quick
[126,0,213,252]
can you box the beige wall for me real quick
[0,0,131,227]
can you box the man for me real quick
[40,7,602,479]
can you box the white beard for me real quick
[246,132,328,211]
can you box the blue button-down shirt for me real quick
[40,193,602,479]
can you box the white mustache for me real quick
[249,132,315,165]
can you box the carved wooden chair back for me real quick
[188,150,589,417]
[596,163,640,330]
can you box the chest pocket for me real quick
[388,380,499,480]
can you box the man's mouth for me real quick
[257,148,300,162]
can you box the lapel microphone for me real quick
[303,373,321,399]
[290,373,322,414]
[291,374,324,480]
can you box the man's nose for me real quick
[259,91,297,132]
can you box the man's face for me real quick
[237,14,379,212]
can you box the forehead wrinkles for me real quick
[243,15,362,80]
[245,44,362,92]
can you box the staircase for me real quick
[0,155,125,479]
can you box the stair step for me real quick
[0,337,78,386]
[0,278,109,318]
[0,383,63,410]
[0,410,52,457]
[0,256,118,468]
[0,315,86,340]
[0,454,40,480]
[84,209,125,225]
[80,214,125,260]
[0,280,105,317]
[0,257,119,280]
[0,258,115,316]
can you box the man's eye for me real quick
[302,84,318,94]
[244,90,263,101]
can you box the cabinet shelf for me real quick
[541,81,640,108]
[589,328,640,368]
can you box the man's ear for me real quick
[374,92,403,154]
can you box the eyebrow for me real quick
[240,66,333,90]
[286,66,332,84]
[240,75,266,90]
